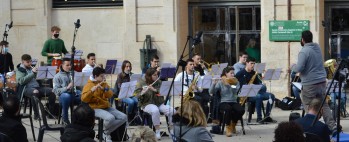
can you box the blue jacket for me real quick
[295,114,331,142]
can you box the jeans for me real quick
[95,107,127,135]
[292,86,301,100]
[249,91,275,119]
[122,97,138,114]
[59,90,81,121]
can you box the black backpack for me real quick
[276,97,301,110]
[110,122,129,141]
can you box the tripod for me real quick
[1,21,13,97]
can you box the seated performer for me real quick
[16,54,56,120]
[81,67,127,142]
[142,54,160,74]
[82,53,103,73]
[295,99,331,142]
[233,52,248,75]
[134,68,175,140]
[0,40,14,74]
[173,99,213,142]
[0,95,29,142]
[235,57,275,122]
[209,66,244,137]
[114,60,138,119]
[60,104,96,142]
[53,58,81,124]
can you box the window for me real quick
[53,0,123,8]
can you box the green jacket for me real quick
[41,38,68,64]
[134,79,163,108]
[15,65,36,86]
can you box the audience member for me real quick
[274,121,305,142]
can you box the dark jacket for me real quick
[60,124,96,142]
[114,72,133,96]
[172,114,213,142]
[295,114,331,142]
[0,113,28,142]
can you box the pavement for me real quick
[18,98,349,142]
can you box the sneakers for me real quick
[103,133,112,142]
[156,130,161,140]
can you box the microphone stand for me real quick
[70,20,80,95]
[163,36,194,141]
[1,23,11,95]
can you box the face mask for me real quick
[54,34,59,38]
[124,71,130,74]
[2,47,8,54]
[4,47,8,53]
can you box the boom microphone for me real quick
[192,31,203,46]
[8,21,13,29]
[74,19,81,28]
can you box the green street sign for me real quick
[269,20,310,41]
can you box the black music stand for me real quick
[160,63,176,80]
[105,60,117,87]
[36,66,57,118]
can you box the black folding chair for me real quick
[33,97,65,142]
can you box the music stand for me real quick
[118,81,138,99]
[255,63,266,74]
[130,74,142,82]
[263,68,282,92]
[197,75,220,89]
[238,84,263,125]
[211,63,228,75]
[160,63,176,80]
[114,61,122,75]
[74,72,91,87]
[105,59,117,87]
[36,66,57,80]
[160,81,183,96]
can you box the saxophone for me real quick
[239,71,258,105]
[183,73,200,103]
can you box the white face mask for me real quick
[124,70,130,74]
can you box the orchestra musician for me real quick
[82,53,103,73]
[192,53,208,76]
[81,67,127,142]
[209,67,244,137]
[235,57,275,123]
[142,54,160,74]
[233,52,248,75]
[0,40,14,74]
[41,26,68,65]
[114,60,138,121]
[53,58,81,124]
[16,54,56,120]
[134,68,175,140]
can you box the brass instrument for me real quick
[239,71,258,106]
[324,59,336,79]
[183,73,200,102]
[200,60,218,72]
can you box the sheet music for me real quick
[130,74,142,82]
[74,72,91,87]
[36,66,57,80]
[118,81,137,99]
[238,84,262,97]
[159,81,182,96]
[255,63,266,74]
[161,63,172,68]
[197,75,217,89]
[211,63,228,75]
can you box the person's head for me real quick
[274,121,305,142]
[145,68,158,85]
[308,98,323,119]
[21,54,32,68]
[192,53,202,65]
[245,57,256,71]
[0,40,9,54]
[186,59,195,72]
[61,58,71,72]
[246,38,256,48]
[150,54,159,68]
[3,95,20,117]
[176,99,207,127]
[131,126,156,142]
[72,104,95,128]
[221,66,234,78]
[122,60,132,74]
[301,30,313,46]
[92,67,106,82]
[51,26,61,39]
[238,52,248,63]
[86,53,96,66]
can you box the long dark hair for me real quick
[121,60,132,74]
[221,66,234,77]
[145,68,157,85]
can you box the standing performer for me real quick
[235,57,275,122]
[41,26,68,65]
[209,67,244,137]
[291,30,337,133]
[53,58,81,124]
[0,41,14,74]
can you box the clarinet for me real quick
[70,72,77,96]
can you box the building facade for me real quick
[0,0,347,98]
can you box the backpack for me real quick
[275,97,301,110]
[110,122,129,141]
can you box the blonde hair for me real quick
[177,100,207,127]
[131,126,157,142]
